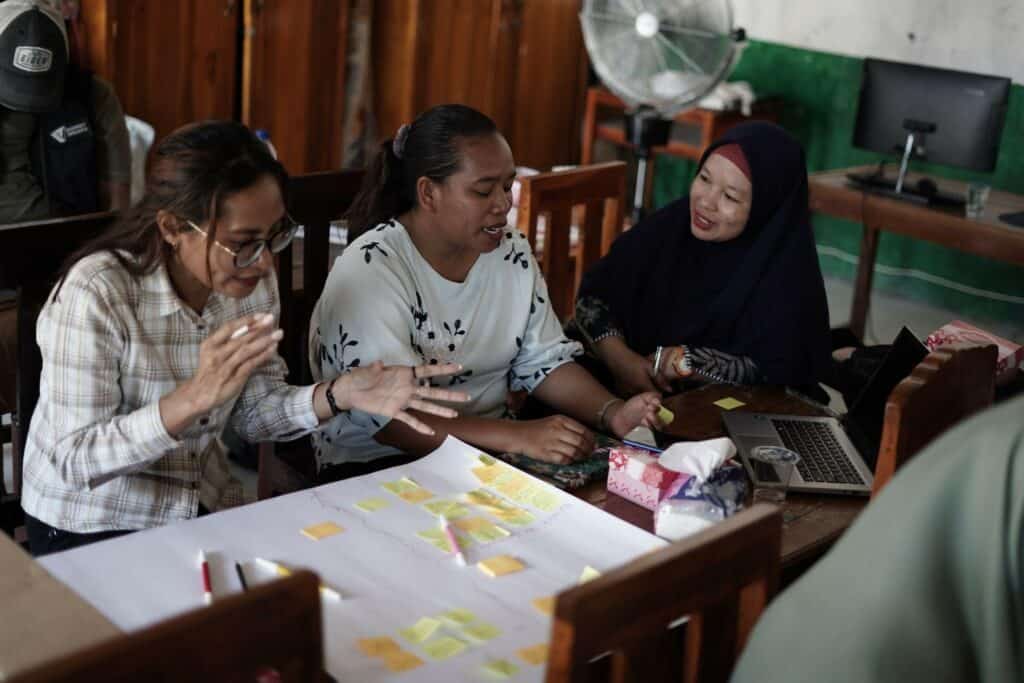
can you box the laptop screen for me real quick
[846,327,930,469]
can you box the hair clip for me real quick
[392,124,411,159]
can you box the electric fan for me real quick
[580,0,746,221]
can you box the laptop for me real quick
[722,327,929,495]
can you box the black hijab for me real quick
[577,121,831,388]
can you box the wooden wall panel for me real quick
[243,0,351,174]
[111,0,238,146]
[509,0,589,170]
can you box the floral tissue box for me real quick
[607,446,682,511]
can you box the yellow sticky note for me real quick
[383,650,424,672]
[714,397,746,410]
[531,596,555,616]
[422,636,467,661]
[416,528,473,552]
[494,472,529,497]
[472,465,501,484]
[465,489,506,508]
[455,517,510,543]
[579,565,601,584]
[382,478,434,503]
[478,453,497,466]
[437,608,477,627]
[460,621,501,643]
[494,508,535,526]
[517,643,549,666]
[478,554,525,577]
[354,497,391,513]
[657,405,675,424]
[481,659,519,679]
[357,636,401,657]
[423,499,470,519]
[399,617,441,644]
[399,488,434,504]
[529,489,561,512]
[300,521,344,541]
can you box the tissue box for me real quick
[925,320,1023,374]
[607,446,682,511]
[654,462,748,541]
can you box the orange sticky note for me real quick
[301,521,344,540]
[357,636,401,658]
[714,397,746,410]
[477,554,525,577]
[383,650,424,672]
[517,643,549,666]
[531,596,555,616]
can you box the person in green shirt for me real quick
[732,394,1024,683]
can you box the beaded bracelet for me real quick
[325,376,344,416]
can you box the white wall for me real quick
[732,0,1023,84]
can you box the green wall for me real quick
[652,40,1024,325]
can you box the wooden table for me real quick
[575,384,866,584]
[808,166,1024,340]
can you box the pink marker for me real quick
[438,515,467,567]
[198,549,213,605]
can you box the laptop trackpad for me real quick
[727,414,778,437]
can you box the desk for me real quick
[808,166,1024,340]
[0,532,119,678]
[575,384,866,582]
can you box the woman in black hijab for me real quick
[573,122,831,398]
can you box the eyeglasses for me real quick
[186,215,299,269]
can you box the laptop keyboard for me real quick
[770,420,866,485]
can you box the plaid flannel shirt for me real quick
[21,251,317,533]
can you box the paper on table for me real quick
[40,435,666,683]
[300,521,344,540]
[478,555,525,577]
[714,397,746,410]
[357,636,402,657]
[399,617,441,643]
[517,643,549,666]
[354,497,391,513]
[481,659,519,679]
[422,636,467,660]
[531,596,555,616]
[384,650,424,672]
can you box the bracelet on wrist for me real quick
[597,397,623,432]
[324,376,344,416]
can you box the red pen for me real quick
[199,549,213,605]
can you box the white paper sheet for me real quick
[40,436,665,681]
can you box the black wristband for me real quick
[325,377,344,416]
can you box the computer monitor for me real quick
[853,58,1011,173]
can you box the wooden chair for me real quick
[546,504,782,683]
[257,169,365,500]
[516,162,627,320]
[872,344,997,497]
[0,212,116,539]
[9,570,323,682]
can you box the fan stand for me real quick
[624,105,673,223]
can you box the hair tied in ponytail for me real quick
[392,124,411,159]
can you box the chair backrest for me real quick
[516,162,627,320]
[10,570,323,683]
[546,504,782,683]
[0,212,117,500]
[278,169,365,385]
[872,345,997,497]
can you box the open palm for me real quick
[345,361,468,434]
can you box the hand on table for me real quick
[514,416,596,464]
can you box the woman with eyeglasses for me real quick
[19,120,468,556]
